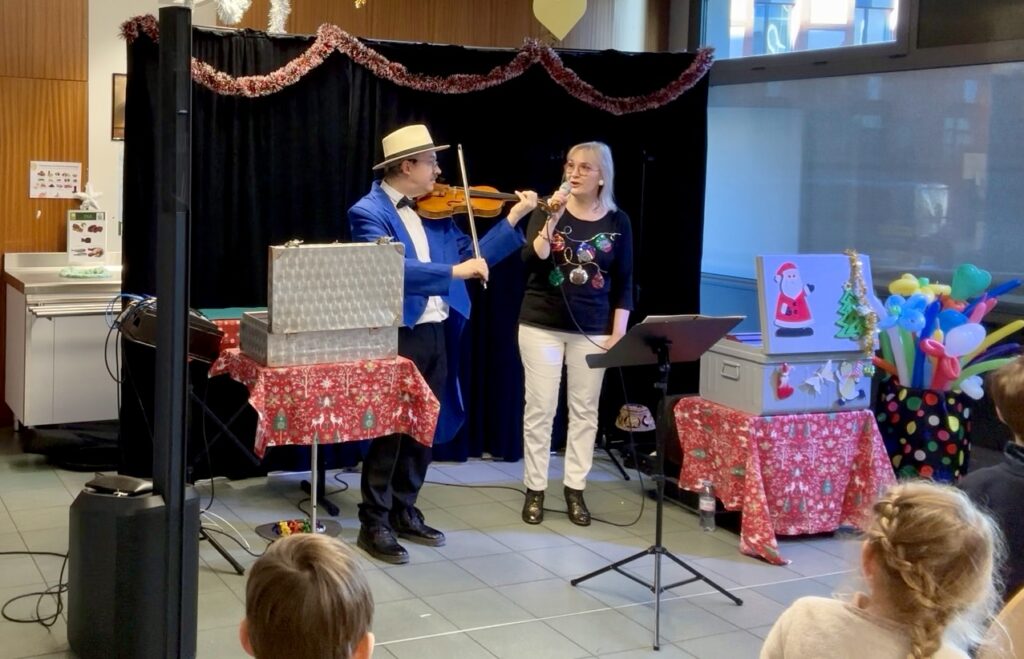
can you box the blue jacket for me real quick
[348,181,525,443]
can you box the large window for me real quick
[702,61,1024,308]
[703,0,898,60]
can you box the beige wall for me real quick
[87,0,218,256]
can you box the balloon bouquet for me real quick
[873,264,1023,400]
[873,265,1022,481]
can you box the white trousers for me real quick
[519,324,609,491]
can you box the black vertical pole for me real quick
[154,6,193,658]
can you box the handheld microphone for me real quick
[549,180,571,212]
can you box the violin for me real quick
[435,144,554,290]
[415,183,552,220]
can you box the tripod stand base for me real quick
[571,544,742,649]
[199,527,246,575]
[571,545,742,601]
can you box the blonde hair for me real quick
[865,481,1003,659]
[568,141,617,212]
[245,534,373,659]
[989,356,1024,440]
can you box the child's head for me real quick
[241,534,374,659]
[862,481,1003,659]
[989,356,1024,442]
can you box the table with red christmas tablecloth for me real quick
[209,349,439,457]
[212,318,240,352]
[673,398,895,565]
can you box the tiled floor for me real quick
[0,427,867,659]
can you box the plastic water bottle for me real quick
[699,480,716,532]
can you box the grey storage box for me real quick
[268,242,405,334]
[241,311,398,366]
[699,253,879,416]
[699,337,872,416]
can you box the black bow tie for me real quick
[396,196,418,210]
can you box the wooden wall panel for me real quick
[0,78,87,253]
[647,0,671,52]
[0,0,88,426]
[238,0,547,47]
[0,0,87,80]
[233,0,669,50]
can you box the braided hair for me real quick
[864,481,1003,658]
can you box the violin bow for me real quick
[455,144,486,290]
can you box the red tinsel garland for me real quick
[121,15,713,116]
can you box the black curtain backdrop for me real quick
[120,24,708,476]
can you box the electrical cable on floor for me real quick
[295,481,350,518]
[200,510,251,552]
[200,526,266,558]
[0,551,69,628]
[333,470,359,485]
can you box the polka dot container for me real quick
[874,377,972,483]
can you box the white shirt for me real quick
[380,181,449,325]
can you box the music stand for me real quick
[571,314,745,650]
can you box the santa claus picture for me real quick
[773,261,815,337]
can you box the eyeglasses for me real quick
[564,161,598,175]
[412,157,439,168]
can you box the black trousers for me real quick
[359,322,447,528]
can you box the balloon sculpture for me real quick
[873,266,1022,398]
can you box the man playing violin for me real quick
[348,124,538,564]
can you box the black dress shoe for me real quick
[564,486,591,526]
[357,525,409,564]
[391,509,446,547]
[522,489,544,525]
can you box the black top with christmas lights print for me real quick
[519,207,634,334]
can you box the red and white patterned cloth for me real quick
[212,318,240,351]
[674,398,895,565]
[209,349,439,458]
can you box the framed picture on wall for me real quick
[111,73,126,141]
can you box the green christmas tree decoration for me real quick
[835,285,865,340]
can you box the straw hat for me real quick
[373,124,449,170]
[615,404,656,433]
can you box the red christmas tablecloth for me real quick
[209,349,439,457]
[212,318,240,352]
[674,398,895,565]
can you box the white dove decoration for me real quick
[72,182,102,211]
[800,359,835,396]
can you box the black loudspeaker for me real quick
[67,483,200,658]
[119,300,224,363]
